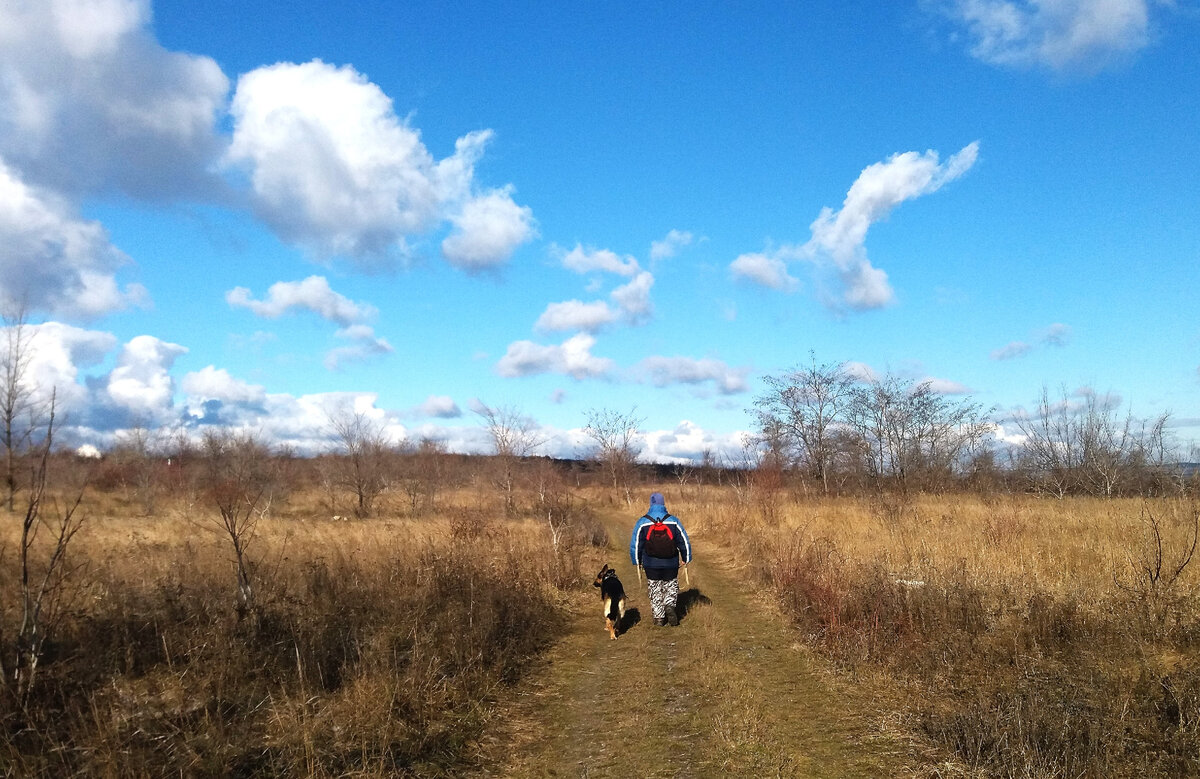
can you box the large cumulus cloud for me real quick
[227,60,534,269]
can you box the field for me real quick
[2,461,1198,776]
[683,487,1200,777]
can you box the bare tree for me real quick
[4,391,90,705]
[846,374,992,493]
[112,421,167,516]
[398,437,449,515]
[1014,386,1173,498]
[477,402,545,515]
[327,409,394,518]
[583,407,643,506]
[754,354,855,494]
[0,305,40,512]
[199,430,276,624]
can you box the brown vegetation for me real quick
[682,485,1200,777]
[3,432,1199,776]
[0,456,609,776]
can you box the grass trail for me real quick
[471,510,917,777]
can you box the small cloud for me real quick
[612,271,655,325]
[842,361,879,383]
[559,244,640,277]
[803,143,979,310]
[730,252,799,291]
[534,300,617,333]
[441,186,536,271]
[418,395,461,418]
[991,341,1033,361]
[550,389,566,404]
[938,0,1154,73]
[992,323,1071,360]
[535,269,656,333]
[226,275,375,326]
[650,229,694,260]
[496,333,614,380]
[637,355,749,395]
[1040,323,1071,346]
[324,325,393,370]
[919,377,973,395]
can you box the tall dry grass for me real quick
[0,481,607,776]
[673,484,1200,777]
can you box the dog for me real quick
[592,564,627,640]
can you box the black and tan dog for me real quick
[592,564,627,639]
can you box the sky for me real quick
[1,0,1198,462]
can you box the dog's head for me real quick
[593,564,614,587]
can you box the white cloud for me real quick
[1040,322,1071,346]
[730,252,800,291]
[804,142,979,310]
[441,186,536,270]
[944,0,1152,72]
[226,276,375,326]
[559,245,641,277]
[611,271,655,324]
[418,395,461,418]
[991,340,1033,360]
[640,420,749,464]
[181,366,266,406]
[179,365,267,425]
[990,422,1027,446]
[842,361,879,383]
[650,229,694,260]
[20,322,117,411]
[638,355,749,395]
[226,276,392,370]
[227,60,529,268]
[991,322,1072,360]
[324,325,394,370]
[496,333,614,380]
[0,159,147,319]
[255,391,406,454]
[535,300,617,333]
[0,0,228,199]
[919,377,973,395]
[535,266,655,333]
[104,334,187,421]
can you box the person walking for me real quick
[629,492,692,627]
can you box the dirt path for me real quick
[471,511,916,778]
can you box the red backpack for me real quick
[643,516,677,559]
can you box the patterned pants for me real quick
[646,578,679,619]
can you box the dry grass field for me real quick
[2,464,1198,776]
[0,475,605,776]
[678,486,1200,777]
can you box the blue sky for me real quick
[1,0,1198,460]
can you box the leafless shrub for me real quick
[476,402,545,516]
[326,409,394,518]
[198,430,277,625]
[583,407,644,506]
[2,392,90,708]
[1116,503,1199,630]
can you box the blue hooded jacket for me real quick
[629,492,692,572]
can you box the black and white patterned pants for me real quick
[646,578,679,619]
